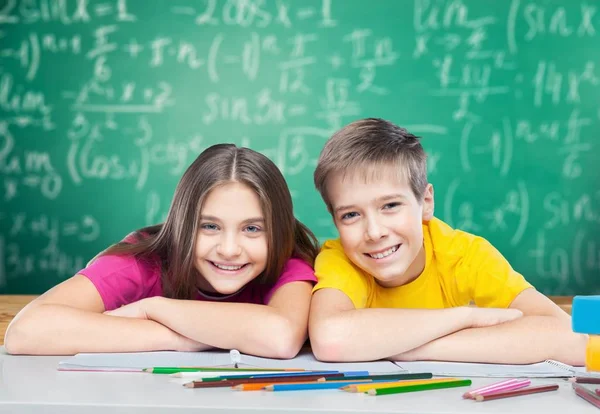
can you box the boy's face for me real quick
[327,166,434,288]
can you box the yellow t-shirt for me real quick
[313,217,533,309]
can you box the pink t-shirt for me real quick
[79,252,316,311]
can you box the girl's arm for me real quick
[111,281,314,359]
[4,275,210,355]
[391,289,587,365]
[308,288,523,362]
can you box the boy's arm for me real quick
[113,281,314,359]
[308,288,522,362]
[4,275,210,355]
[391,289,587,366]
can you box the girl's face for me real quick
[194,181,268,295]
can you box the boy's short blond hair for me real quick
[314,118,428,214]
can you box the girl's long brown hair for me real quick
[99,144,320,299]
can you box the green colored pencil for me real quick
[320,372,432,382]
[367,379,472,396]
[144,367,301,374]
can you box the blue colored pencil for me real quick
[265,379,385,391]
[246,370,341,379]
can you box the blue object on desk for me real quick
[572,296,600,334]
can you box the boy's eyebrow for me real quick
[376,193,408,202]
[334,194,407,214]
[200,215,265,224]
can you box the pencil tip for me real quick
[183,383,194,388]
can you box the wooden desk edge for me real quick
[0,295,574,346]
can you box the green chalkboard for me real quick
[1,0,599,295]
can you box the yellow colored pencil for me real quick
[342,377,462,393]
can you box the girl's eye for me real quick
[341,212,359,221]
[201,223,219,231]
[244,225,262,233]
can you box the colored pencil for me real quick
[474,384,559,402]
[170,370,284,378]
[343,378,463,393]
[320,372,432,382]
[184,375,342,388]
[367,379,472,396]
[464,379,531,399]
[570,376,600,384]
[572,383,600,408]
[184,380,236,388]
[145,367,303,374]
[233,378,373,392]
[265,379,376,391]
[197,372,343,382]
[244,370,343,379]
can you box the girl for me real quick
[5,144,320,357]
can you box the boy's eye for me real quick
[244,225,262,233]
[341,212,359,220]
[383,202,401,210]
[200,223,219,231]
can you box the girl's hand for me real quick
[467,307,523,329]
[172,332,213,352]
[104,299,151,320]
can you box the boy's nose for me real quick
[364,217,388,241]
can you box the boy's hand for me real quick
[467,307,523,329]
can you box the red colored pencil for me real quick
[573,383,600,408]
[474,384,559,402]
[571,377,600,385]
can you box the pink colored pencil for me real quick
[463,379,531,399]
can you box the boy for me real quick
[309,118,586,365]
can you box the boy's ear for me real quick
[422,184,434,220]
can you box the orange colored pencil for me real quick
[474,384,559,402]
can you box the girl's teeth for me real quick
[214,263,243,271]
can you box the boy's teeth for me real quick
[214,263,243,271]
[368,245,398,259]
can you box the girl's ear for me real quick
[422,184,434,220]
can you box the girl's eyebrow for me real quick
[200,215,264,224]
[241,217,265,225]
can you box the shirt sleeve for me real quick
[78,254,160,311]
[313,246,371,309]
[263,257,317,305]
[456,237,534,308]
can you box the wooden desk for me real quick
[0,348,597,414]
[0,295,574,346]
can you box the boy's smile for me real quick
[327,165,434,288]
